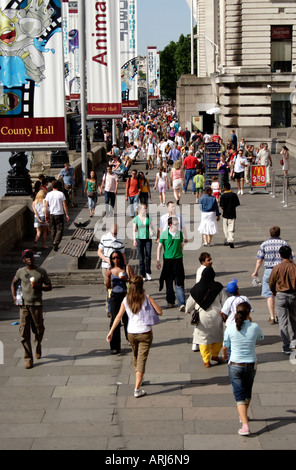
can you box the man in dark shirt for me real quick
[220,182,240,248]
[269,245,296,354]
[11,249,52,369]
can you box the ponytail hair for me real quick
[235,301,251,331]
[126,275,146,314]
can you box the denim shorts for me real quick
[261,268,273,297]
[228,362,256,405]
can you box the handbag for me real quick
[191,308,200,326]
[87,190,97,198]
[142,296,160,326]
[280,159,283,166]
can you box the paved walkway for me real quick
[0,153,296,450]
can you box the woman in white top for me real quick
[153,166,169,206]
[106,275,162,397]
[32,190,48,249]
[281,145,289,176]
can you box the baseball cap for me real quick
[226,278,238,294]
[22,249,34,259]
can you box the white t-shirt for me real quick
[234,155,248,173]
[99,232,125,269]
[159,213,185,232]
[45,190,66,215]
[221,295,253,327]
[123,296,152,334]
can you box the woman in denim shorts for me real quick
[222,302,264,435]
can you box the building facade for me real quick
[178,0,296,153]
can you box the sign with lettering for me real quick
[0,0,66,149]
[147,46,160,100]
[251,165,266,187]
[120,0,138,109]
[86,0,122,118]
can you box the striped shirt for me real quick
[256,237,294,268]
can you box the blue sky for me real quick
[137,0,191,55]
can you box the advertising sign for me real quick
[86,0,122,118]
[120,0,138,109]
[0,0,66,149]
[68,1,80,100]
[147,46,160,100]
[251,165,266,188]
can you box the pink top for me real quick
[103,173,118,192]
[172,168,183,180]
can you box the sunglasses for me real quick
[112,256,120,260]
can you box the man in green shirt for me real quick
[11,249,52,369]
[157,217,186,310]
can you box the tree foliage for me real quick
[159,29,197,99]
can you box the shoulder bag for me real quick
[142,296,160,326]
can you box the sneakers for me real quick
[238,425,250,436]
[146,273,152,281]
[134,389,146,398]
[179,305,185,312]
[166,303,176,308]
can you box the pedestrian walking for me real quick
[32,190,48,249]
[100,165,119,217]
[125,169,140,217]
[269,245,296,355]
[170,160,185,205]
[251,226,294,325]
[222,302,264,436]
[182,150,199,193]
[157,216,186,311]
[153,167,169,206]
[187,267,228,368]
[219,182,240,248]
[97,224,126,316]
[105,250,134,355]
[107,275,162,397]
[44,180,70,251]
[11,249,52,369]
[84,170,99,217]
[133,203,155,281]
[198,187,220,247]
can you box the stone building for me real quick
[178,0,296,153]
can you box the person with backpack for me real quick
[125,169,140,217]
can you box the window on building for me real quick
[271,26,292,73]
[271,94,291,128]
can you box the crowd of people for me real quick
[12,103,296,437]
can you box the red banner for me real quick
[0,118,65,144]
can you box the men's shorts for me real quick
[234,171,244,180]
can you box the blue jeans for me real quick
[165,276,185,307]
[136,238,152,277]
[128,195,139,217]
[183,169,196,192]
[228,363,256,405]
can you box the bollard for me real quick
[270,169,276,198]
[281,175,288,207]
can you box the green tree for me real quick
[159,41,178,100]
[159,28,197,99]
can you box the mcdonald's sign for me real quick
[251,165,266,188]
